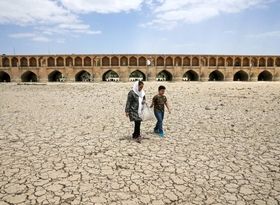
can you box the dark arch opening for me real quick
[111,57,119,66]
[258,70,273,81]
[21,71,37,82]
[75,70,91,82]
[157,70,172,81]
[139,57,146,66]
[129,57,137,66]
[102,57,110,66]
[20,58,28,67]
[102,70,119,81]
[48,70,63,82]
[47,57,55,67]
[75,57,82,66]
[0,71,11,82]
[243,58,250,67]
[2,58,10,67]
[56,57,64,67]
[120,57,128,66]
[84,57,91,66]
[157,57,164,66]
[183,70,199,81]
[129,70,146,81]
[12,58,18,67]
[192,57,199,66]
[209,70,224,81]
[234,70,249,81]
[175,57,182,66]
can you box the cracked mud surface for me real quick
[0,82,279,205]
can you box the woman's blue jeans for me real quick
[154,111,164,134]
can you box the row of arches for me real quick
[0,70,275,83]
[2,56,280,68]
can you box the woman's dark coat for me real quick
[125,90,145,122]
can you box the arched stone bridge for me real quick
[0,54,280,82]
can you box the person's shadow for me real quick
[119,134,152,142]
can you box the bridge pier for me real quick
[200,77,208,82]
[250,77,258,81]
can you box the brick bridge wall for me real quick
[0,54,280,82]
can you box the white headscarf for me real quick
[132,81,145,115]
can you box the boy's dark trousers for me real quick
[154,110,164,134]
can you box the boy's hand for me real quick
[168,109,171,114]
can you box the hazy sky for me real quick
[0,0,279,55]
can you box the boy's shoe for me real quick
[159,132,165,138]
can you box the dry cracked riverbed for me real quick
[0,82,280,205]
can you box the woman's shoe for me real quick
[135,136,142,143]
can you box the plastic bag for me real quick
[140,103,155,121]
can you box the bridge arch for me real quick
[183,70,199,81]
[21,71,37,82]
[75,70,91,82]
[48,70,63,82]
[258,70,272,81]
[129,70,146,81]
[234,70,249,81]
[209,70,224,81]
[156,70,172,81]
[0,71,11,82]
[102,70,120,81]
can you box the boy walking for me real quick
[150,85,171,138]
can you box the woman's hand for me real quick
[125,112,129,117]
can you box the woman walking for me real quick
[125,81,145,142]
